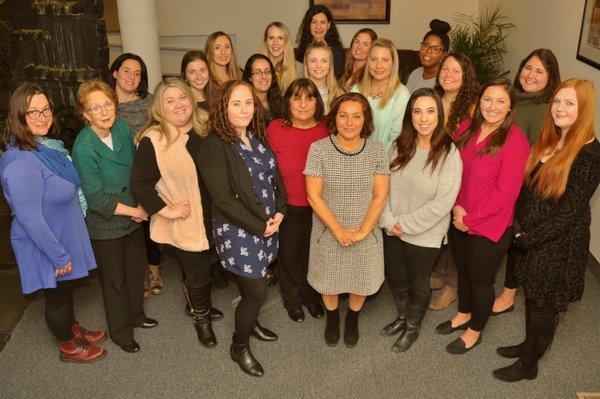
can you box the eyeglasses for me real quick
[26,107,53,119]
[420,42,444,54]
[251,69,272,77]
[86,101,115,115]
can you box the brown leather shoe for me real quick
[429,286,457,311]
[149,265,164,295]
[429,274,444,290]
[59,338,106,363]
[70,322,107,345]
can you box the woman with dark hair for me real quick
[181,50,212,111]
[494,78,600,382]
[436,79,530,354]
[339,28,378,91]
[379,88,462,352]
[262,22,301,92]
[428,53,479,311]
[72,79,156,353]
[492,48,561,316]
[243,54,283,125]
[295,4,345,79]
[0,83,105,362]
[198,80,286,377]
[305,92,390,348]
[267,78,328,322]
[405,19,451,92]
[205,31,242,93]
[109,53,161,298]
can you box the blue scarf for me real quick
[32,138,88,215]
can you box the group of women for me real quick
[1,5,599,383]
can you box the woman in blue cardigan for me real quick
[72,79,157,353]
[0,83,105,363]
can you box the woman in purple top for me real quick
[0,83,105,363]
[435,78,530,354]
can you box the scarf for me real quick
[32,137,88,215]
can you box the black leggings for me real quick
[225,270,268,345]
[503,245,519,289]
[450,226,513,331]
[45,279,86,341]
[383,234,440,307]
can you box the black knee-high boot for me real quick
[186,284,217,348]
[391,292,429,352]
[381,287,408,336]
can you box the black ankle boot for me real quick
[391,294,428,352]
[230,338,264,377]
[251,322,278,342]
[381,287,408,336]
[344,309,360,348]
[324,308,340,347]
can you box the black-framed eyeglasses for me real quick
[86,101,115,115]
[251,69,272,77]
[26,107,53,119]
[420,42,444,54]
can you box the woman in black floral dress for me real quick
[493,78,600,382]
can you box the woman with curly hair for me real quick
[295,4,345,79]
[198,80,287,377]
[243,54,283,125]
[428,53,479,311]
[338,28,377,91]
[262,22,300,92]
[494,78,599,382]
[303,42,344,115]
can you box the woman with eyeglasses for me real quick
[405,19,451,93]
[338,28,378,91]
[72,79,157,353]
[0,83,104,362]
[109,53,162,298]
[243,54,283,125]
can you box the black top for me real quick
[197,131,287,237]
[512,139,600,310]
[295,42,345,79]
[130,130,213,242]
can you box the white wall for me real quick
[482,0,600,260]
[153,0,479,65]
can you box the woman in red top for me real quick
[436,78,530,354]
[267,78,328,322]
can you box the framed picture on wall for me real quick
[577,0,600,70]
[309,0,391,24]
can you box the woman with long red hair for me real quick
[493,78,600,382]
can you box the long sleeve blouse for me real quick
[453,119,530,242]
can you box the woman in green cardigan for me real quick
[72,79,157,353]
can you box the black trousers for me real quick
[225,270,268,345]
[45,279,86,341]
[383,234,440,309]
[277,205,320,310]
[503,246,519,289]
[91,227,147,345]
[142,220,161,266]
[449,226,513,332]
[521,299,557,370]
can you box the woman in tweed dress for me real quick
[305,92,390,348]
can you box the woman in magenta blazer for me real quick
[435,78,530,354]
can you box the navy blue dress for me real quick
[213,132,278,279]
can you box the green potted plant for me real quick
[450,5,515,84]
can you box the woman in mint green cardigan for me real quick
[72,79,157,354]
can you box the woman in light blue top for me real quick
[351,38,410,149]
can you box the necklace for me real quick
[369,86,386,99]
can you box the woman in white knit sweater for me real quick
[379,87,462,352]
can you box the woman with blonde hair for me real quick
[351,38,410,149]
[131,77,221,348]
[205,32,242,93]
[303,41,343,114]
[494,78,600,382]
[339,28,377,91]
[262,22,300,92]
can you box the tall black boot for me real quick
[324,308,340,347]
[391,293,429,353]
[186,285,217,348]
[381,287,408,336]
[497,300,531,358]
[344,309,360,348]
[230,334,264,377]
[183,282,223,321]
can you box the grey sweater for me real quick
[379,144,462,248]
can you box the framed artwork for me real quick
[309,0,391,24]
[577,0,600,69]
